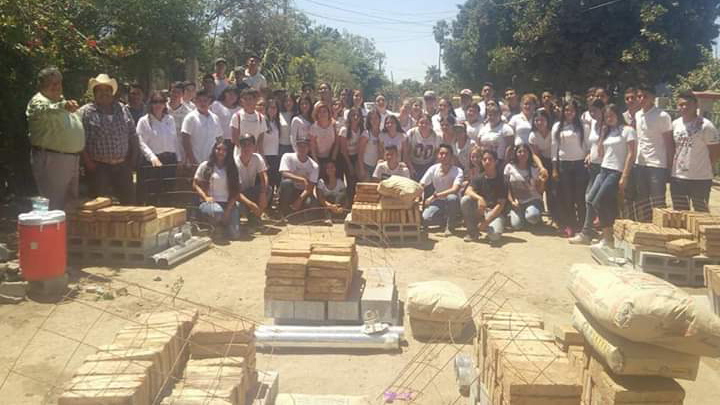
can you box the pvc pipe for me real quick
[152,236,211,267]
[254,330,400,350]
[257,324,405,339]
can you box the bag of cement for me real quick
[407,281,472,323]
[572,305,699,380]
[568,263,720,357]
[276,394,371,405]
[377,175,423,203]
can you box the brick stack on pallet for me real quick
[306,240,358,301]
[476,311,582,405]
[58,310,198,405]
[67,198,188,266]
[652,208,686,228]
[264,240,312,301]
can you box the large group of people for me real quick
[26,56,720,245]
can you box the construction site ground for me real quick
[3,193,720,404]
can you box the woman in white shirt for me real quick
[551,99,589,238]
[210,86,240,140]
[479,104,514,165]
[465,103,483,142]
[508,93,537,145]
[316,160,347,223]
[431,96,457,135]
[380,115,406,158]
[406,114,440,181]
[193,139,242,239]
[505,143,545,229]
[136,91,178,204]
[290,95,313,152]
[338,107,363,200]
[375,94,390,130]
[357,109,383,180]
[571,104,636,247]
[397,99,416,133]
[279,94,296,155]
[310,102,337,173]
[258,98,281,192]
[528,108,556,223]
[584,98,606,193]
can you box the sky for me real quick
[294,0,464,83]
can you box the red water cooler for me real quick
[17,210,66,281]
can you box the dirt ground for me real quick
[2,195,720,404]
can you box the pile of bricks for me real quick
[346,183,423,243]
[58,310,198,405]
[263,237,358,302]
[652,208,686,228]
[624,223,692,250]
[353,182,381,203]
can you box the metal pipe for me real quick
[257,324,405,339]
[254,330,401,350]
[152,236,212,268]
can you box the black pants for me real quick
[264,155,281,190]
[541,156,557,223]
[92,160,135,205]
[557,160,588,229]
[671,177,712,212]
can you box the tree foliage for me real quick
[444,0,720,94]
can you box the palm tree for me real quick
[433,20,448,76]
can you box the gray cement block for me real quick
[293,301,326,321]
[361,284,399,324]
[362,266,395,286]
[264,299,294,319]
[327,272,364,322]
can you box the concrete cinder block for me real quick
[293,301,327,321]
[264,299,294,319]
[361,284,399,324]
[327,274,364,322]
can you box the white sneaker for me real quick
[569,233,591,245]
[592,238,614,250]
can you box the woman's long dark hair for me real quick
[553,98,585,159]
[297,95,314,123]
[366,109,382,135]
[206,139,240,198]
[384,114,405,134]
[508,143,536,168]
[345,107,364,142]
[531,108,551,133]
[602,103,627,141]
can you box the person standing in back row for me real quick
[633,84,673,221]
[26,66,84,210]
[670,91,720,212]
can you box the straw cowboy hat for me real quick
[88,73,118,95]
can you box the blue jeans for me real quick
[199,201,240,238]
[634,165,667,221]
[278,178,318,216]
[238,183,272,222]
[510,199,543,229]
[582,167,620,235]
[422,193,460,229]
[461,195,504,240]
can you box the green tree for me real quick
[444,0,720,94]
[433,20,449,76]
[425,65,441,84]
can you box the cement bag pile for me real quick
[407,281,473,341]
[568,263,720,357]
[377,176,423,209]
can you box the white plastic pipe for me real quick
[254,330,400,350]
[257,324,405,339]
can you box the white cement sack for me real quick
[572,305,699,380]
[276,394,371,405]
[568,263,720,357]
[377,176,423,202]
[407,281,472,323]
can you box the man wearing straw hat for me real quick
[26,66,85,210]
[79,73,138,204]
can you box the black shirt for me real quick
[470,173,507,208]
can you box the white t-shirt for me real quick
[210,101,240,140]
[454,139,476,171]
[168,102,193,162]
[234,152,267,190]
[504,164,541,204]
[290,116,312,152]
[528,131,552,159]
[379,131,406,156]
[420,163,463,199]
[508,113,532,145]
[317,177,346,196]
[181,110,223,163]
[602,126,637,172]
[431,113,450,135]
[136,114,177,160]
[478,100,505,122]
[479,122,514,160]
[194,161,241,203]
[635,107,672,168]
[339,127,361,156]
[242,71,267,91]
[373,161,410,180]
[360,130,381,166]
[310,122,336,158]
[454,107,467,123]
[585,118,602,165]
[279,153,319,190]
[279,112,293,146]
[262,121,280,156]
[671,117,720,180]
[550,122,587,162]
[466,120,483,142]
[230,110,266,141]
[407,127,440,166]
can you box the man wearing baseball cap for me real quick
[278,136,319,219]
[79,73,138,204]
[455,89,474,122]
